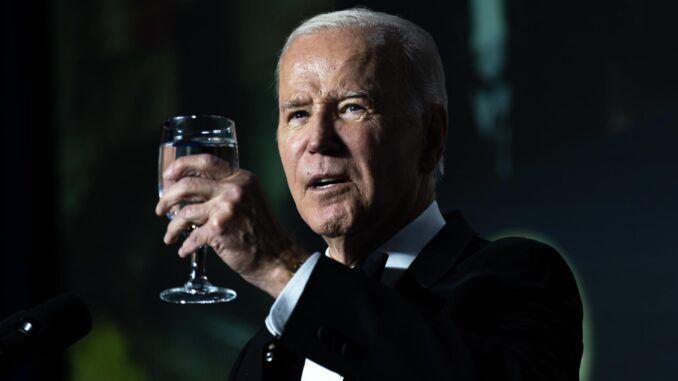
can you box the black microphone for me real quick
[0,294,92,371]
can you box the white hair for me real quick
[277,7,447,178]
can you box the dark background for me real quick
[2,0,677,380]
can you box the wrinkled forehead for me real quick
[277,27,405,91]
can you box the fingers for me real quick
[163,189,241,252]
[163,154,235,182]
[163,203,210,245]
[178,225,210,258]
[178,207,235,258]
[155,176,216,216]
[157,168,260,262]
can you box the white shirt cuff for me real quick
[265,252,321,336]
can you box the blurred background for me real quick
[2,0,677,380]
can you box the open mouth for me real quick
[311,177,348,189]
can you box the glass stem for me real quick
[187,246,210,291]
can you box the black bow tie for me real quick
[356,252,389,281]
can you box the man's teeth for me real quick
[314,178,343,188]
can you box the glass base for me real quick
[160,283,237,304]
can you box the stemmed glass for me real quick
[158,115,238,304]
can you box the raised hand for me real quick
[156,154,308,298]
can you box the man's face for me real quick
[277,28,426,238]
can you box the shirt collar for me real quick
[376,201,445,270]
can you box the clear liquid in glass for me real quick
[158,136,238,304]
[159,138,238,198]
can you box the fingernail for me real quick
[178,247,187,257]
[163,166,173,179]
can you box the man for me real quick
[155,8,583,381]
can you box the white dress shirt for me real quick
[265,201,446,380]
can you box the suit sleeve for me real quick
[277,238,583,381]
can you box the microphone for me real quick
[0,294,92,371]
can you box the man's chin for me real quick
[302,203,357,238]
[312,220,349,238]
[305,213,357,238]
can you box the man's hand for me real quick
[155,154,307,298]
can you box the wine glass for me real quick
[158,115,238,304]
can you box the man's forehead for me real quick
[278,30,400,101]
[278,67,380,107]
[283,32,373,65]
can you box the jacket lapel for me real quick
[404,211,477,288]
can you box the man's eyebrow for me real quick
[281,98,310,110]
[339,90,374,102]
[281,91,374,110]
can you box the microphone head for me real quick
[24,294,92,352]
[1,293,92,368]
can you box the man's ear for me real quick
[419,104,448,174]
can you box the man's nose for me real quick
[307,111,342,155]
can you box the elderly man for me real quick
[156,8,583,381]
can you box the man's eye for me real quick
[341,104,365,113]
[288,111,308,121]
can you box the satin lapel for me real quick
[404,211,477,288]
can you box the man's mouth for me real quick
[309,176,348,189]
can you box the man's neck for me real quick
[323,194,434,266]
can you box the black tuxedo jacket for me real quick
[228,212,583,380]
